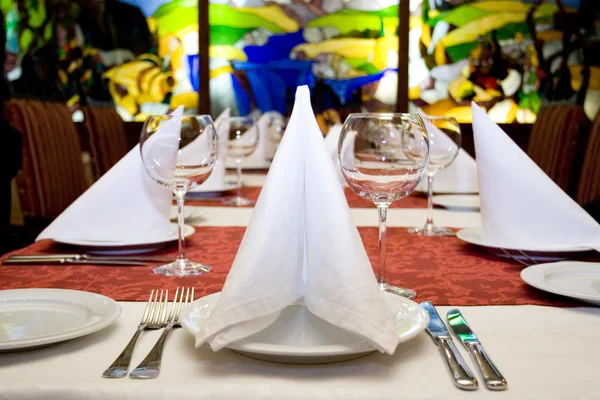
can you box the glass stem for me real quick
[174,189,187,261]
[426,173,435,227]
[235,158,243,199]
[377,204,390,289]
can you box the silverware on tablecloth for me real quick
[446,309,507,391]
[2,257,147,266]
[6,254,172,263]
[102,289,169,379]
[420,301,478,391]
[130,287,194,379]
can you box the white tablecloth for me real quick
[3,173,599,399]
[3,304,599,399]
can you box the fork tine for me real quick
[168,287,180,323]
[152,290,164,325]
[161,290,169,324]
[140,289,155,325]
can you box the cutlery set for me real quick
[102,287,194,379]
[2,254,172,266]
[421,301,507,391]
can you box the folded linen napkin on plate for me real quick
[472,102,600,250]
[195,86,399,354]
[37,107,183,242]
[190,108,230,191]
[417,110,478,193]
[225,112,277,169]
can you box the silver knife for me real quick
[420,301,478,390]
[6,254,172,263]
[2,258,147,266]
[446,309,507,391]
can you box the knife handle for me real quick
[435,337,478,390]
[466,342,507,390]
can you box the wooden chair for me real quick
[577,112,600,205]
[4,100,88,220]
[527,105,589,196]
[82,106,129,179]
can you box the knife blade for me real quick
[446,309,507,391]
[6,254,172,263]
[2,258,147,266]
[420,301,478,390]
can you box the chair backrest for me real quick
[4,100,88,220]
[82,106,129,179]
[527,105,589,195]
[577,113,600,205]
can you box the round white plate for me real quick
[53,224,195,255]
[0,288,120,351]
[226,159,271,170]
[417,179,478,194]
[187,182,237,198]
[433,195,480,210]
[180,292,429,364]
[456,227,592,254]
[521,262,600,305]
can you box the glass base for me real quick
[223,196,255,206]
[152,259,212,277]
[408,224,454,236]
[379,282,416,299]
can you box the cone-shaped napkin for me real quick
[190,108,230,191]
[472,102,600,250]
[37,107,183,242]
[195,86,399,354]
[417,110,478,193]
[323,123,344,185]
[225,112,275,169]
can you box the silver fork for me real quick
[499,248,540,267]
[129,287,194,379]
[102,289,169,378]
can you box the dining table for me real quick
[2,172,600,400]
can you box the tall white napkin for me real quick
[418,110,478,193]
[323,123,344,185]
[37,108,183,242]
[472,102,600,250]
[226,112,276,169]
[191,108,230,191]
[195,86,399,354]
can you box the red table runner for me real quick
[1,227,590,306]
[188,186,428,209]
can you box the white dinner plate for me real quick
[416,179,478,194]
[456,227,593,253]
[226,159,271,170]
[0,288,120,351]
[53,223,195,255]
[187,182,237,199]
[433,195,480,210]
[521,262,600,305]
[180,292,429,364]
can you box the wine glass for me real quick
[222,116,260,206]
[140,114,218,276]
[408,116,461,236]
[338,113,430,299]
[266,114,288,161]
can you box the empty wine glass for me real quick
[408,116,461,236]
[339,113,430,299]
[266,114,288,161]
[140,113,218,276]
[222,116,260,206]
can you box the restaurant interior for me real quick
[1,0,600,398]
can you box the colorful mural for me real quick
[208,0,401,129]
[408,0,600,123]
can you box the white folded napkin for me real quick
[195,86,399,354]
[417,110,478,193]
[37,108,183,242]
[472,102,600,250]
[226,112,275,169]
[323,123,344,185]
[191,108,230,191]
